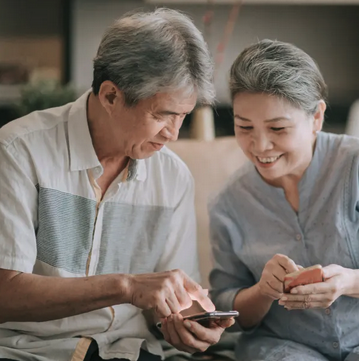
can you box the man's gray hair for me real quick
[230,39,328,114]
[92,8,215,106]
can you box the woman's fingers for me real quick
[279,292,334,309]
[266,280,284,295]
[275,254,299,274]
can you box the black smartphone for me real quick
[156,310,239,329]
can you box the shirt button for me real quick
[295,234,302,241]
[325,308,331,315]
[332,342,339,349]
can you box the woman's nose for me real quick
[252,133,273,153]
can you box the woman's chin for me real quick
[257,166,285,182]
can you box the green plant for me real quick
[17,80,77,116]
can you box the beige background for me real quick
[71,0,359,106]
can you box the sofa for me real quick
[165,136,247,360]
[345,99,359,137]
[168,137,247,290]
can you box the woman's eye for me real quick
[271,127,285,132]
[237,126,253,130]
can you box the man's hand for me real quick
[258,254,299,301]
[278,264,356,309]
[127,269,215,318]
[160,313,235,354]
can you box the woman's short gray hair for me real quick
[230,39,328,114]
[92,8,215,106]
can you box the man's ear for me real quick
[313,100,326,133]
[98,81,124,115]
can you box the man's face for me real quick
[109,90,197,159]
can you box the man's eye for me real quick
[271,127,285,131]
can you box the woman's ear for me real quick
[97,81,123,115]
[313,100,326,133]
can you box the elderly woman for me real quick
[209,39,359,361]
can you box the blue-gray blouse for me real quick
[209,132,359,361]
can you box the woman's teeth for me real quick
[257,155,281,164]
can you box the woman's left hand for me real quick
[278,264,355,310]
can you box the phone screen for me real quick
[156,310,239,329]
[184,311,239,327]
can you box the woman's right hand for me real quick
[258,254,299,300]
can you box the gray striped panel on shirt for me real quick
[96,202,173,275]
[36,187,97,273]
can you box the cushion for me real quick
[168,137,247,288]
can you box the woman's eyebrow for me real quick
[234,114,292,122]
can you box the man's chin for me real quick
[132,151,157,160]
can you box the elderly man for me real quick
[0,8,234,361]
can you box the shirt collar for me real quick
[129,158,147,182]
[68,89,100,172]
[67,89,147,182]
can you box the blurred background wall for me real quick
[0,0,64,79]
[0,0,70,125]
[1,0,359,135]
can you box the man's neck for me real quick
[86,92,127,164]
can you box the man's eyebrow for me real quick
[157,110,190,116]
[234,115,292,122]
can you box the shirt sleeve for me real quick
[0,142,38,273]
[154,170,200,283]
[208,194,257,333]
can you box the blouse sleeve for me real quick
[209,194,257,332]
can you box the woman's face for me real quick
[233,92,325,185]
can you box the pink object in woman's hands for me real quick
[284,265,324,293]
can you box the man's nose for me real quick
[160,126,179,142]
[161,116,184,141]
